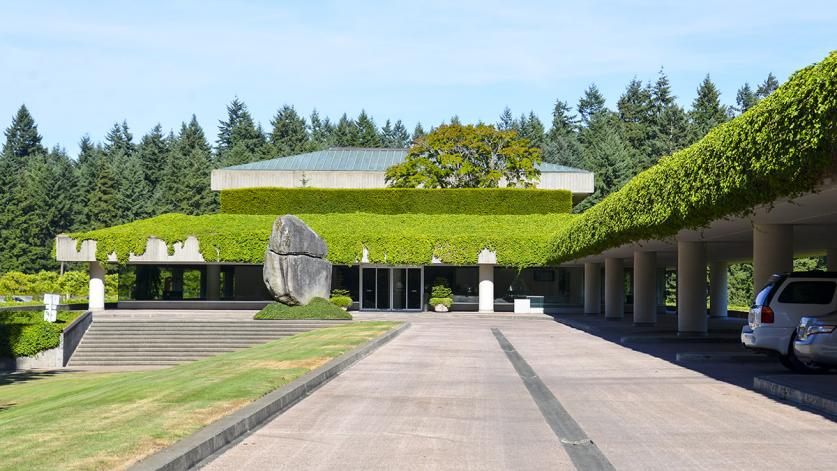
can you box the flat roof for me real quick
[222,147,592,173]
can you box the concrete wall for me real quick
[211,169,595,194]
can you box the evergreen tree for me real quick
[543,100,582,167]
[218,98,266,166]
[575,113,632,211]
[1,155,53,272]
[391,120,411,148]
[355,110,381,147]
[87,156,121,229]
[309,109,334,150]
[497,107,515,131]
[412,122,426,142]
[136,124,169,191]
[334,114,359,147]
[735,83,759,114]
[648,68,689,159]
[756,72,779,99]
[269,105,309,156]
[518,112,545,148]
[0,105,48,273]
[688,74,729,140]
[616,78,653,160]
[578,84,606,127]
[380,119,396,147]
[449,115,462,126]
[75,136,103,227]
[158,116,215,215]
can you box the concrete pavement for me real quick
[203,317,837,470]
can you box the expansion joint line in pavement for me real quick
[491,328,615,471]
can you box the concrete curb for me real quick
[675,352,774,363]
[129,322,411,471]
[754,375,837,417]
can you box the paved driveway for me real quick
[203,318,837,470]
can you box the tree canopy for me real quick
[385,124,541,188]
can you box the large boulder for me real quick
[263,215,332,305]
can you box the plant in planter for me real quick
[429,281,453,312]
[329,289,353,310]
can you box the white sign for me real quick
[43,293,59,322]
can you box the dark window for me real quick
[777,281,837,304]
[754,274,785,306]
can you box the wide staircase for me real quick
[68,317,351,367]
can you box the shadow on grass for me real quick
[0,369,68,388]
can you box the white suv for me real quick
[741,271,837,372]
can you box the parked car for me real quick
[793,312,837,370]
[741,271,837,372]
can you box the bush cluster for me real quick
[0,271,118,300]
[220,187,572,215]
[0,311,83,358]
[549,51,837,263]
[253,298,353,320]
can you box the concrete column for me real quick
[583,262,602,315]
[633,251,657,325]
[827,248,837,272]
[478,264,494,312]
[753,224,793,292]
[677,241,707,334]
[88,261,106,311]
[604,257,624,320]
[709,261,728,318]
[206,264,221,301]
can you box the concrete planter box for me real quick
[0,311,93,371]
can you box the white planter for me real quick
[434,304,449,312]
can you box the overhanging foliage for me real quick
[548,51,837,263]
[220,187,572,215]
[68,212,576,267]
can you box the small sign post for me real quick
[43,293,59,322]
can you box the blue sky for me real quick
[2,0,835,156]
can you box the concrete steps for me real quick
[68,319,350,367]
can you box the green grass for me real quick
[0,321,397,471]
[254,298,352,320]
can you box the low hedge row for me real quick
[548,50,837,263]
[253,298,352,320]
[0,271,118,299]
[0,311,83,358]
[68,212,576,267]
[220,187,573,215]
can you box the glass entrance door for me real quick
[361,267,423,311]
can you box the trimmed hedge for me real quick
[253,298,352,320]
[549,51,837,263]
[0,311,83,357]
[68,212,576,267]
[220,187,573,215]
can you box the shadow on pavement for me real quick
[547,311,837,421]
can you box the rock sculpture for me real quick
[263,215,332,305]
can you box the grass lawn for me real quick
[0,321,397,471]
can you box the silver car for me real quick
[794,312,837,370]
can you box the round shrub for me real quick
[329,296,353,308]
[254,297,352,320]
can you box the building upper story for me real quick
[210,147,595,203]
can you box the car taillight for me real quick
[761,306,775,324]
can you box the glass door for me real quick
[361,266,423,311]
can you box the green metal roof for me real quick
[223,147,591,173]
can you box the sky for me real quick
[1,0,835,157]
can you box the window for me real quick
[777,281,837,304]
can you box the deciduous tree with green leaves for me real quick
[385,124,541,188]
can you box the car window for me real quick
[777,281,837,304]
[754,275,784,306]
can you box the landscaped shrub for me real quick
[254,298,353,320]
[428,297,453,309]
[548,51,837,263]
[221,187,573,215]
[429,280,453,311]
[0,311,82,358]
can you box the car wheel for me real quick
[779,333,826,373]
